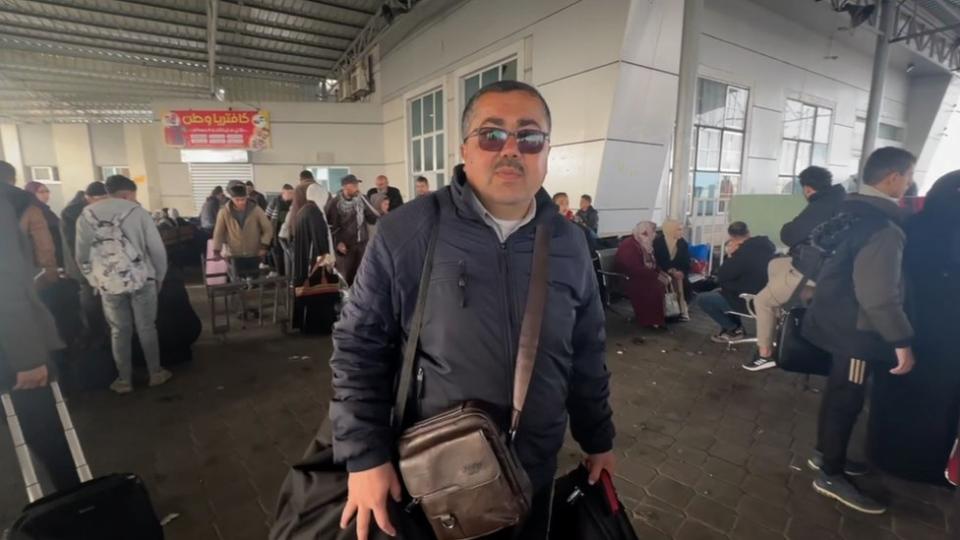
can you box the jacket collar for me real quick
[449,164,556,228]
[844,190,904,224]
[809,183,846,203]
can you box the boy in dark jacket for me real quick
[744,167,846,371]
[696,221,775,342]
[802,147,916,515]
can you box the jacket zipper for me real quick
[499,241,516,410]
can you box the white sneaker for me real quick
[109,379,133,394]
[148,369,173,387]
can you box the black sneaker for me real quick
[710,327,745,343]
[812,473,885,514]
[807,452,870,477]
[742,353,776,372]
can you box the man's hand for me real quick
[890,347,915,375]
[258,248,268,258]
[340,463,402,540]
[584,451,616,485]
[14,365,49,390]
[337,242,348,255]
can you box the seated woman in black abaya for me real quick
[869,170,960,485]
[289,183,338,334]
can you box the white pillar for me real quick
[858,0,896,182]
[668,0,702,220]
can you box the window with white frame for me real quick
[305,166,351,192]
[779,99,833,194]
[690,78,749,216]
[101,166,131,180]
[410,88,446,190]
[463,58,518,105]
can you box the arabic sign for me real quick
[162,110,271,151]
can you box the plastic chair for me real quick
[724,293,759,349]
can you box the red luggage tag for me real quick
[599,470,620,514]
[947,438,959,487]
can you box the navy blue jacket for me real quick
[329,165,615,491]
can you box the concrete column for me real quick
[668,0,702,221]
[858,0,895,182]
[51,124,97,207]
[124,124,163,211]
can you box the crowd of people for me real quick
[607,147,959,513]
[1,79,958,538]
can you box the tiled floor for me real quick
[2,287,957,539]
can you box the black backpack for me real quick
[790,212,864,281]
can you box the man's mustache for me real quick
[494,158,525,174]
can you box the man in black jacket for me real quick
[366,175,404,212]
[696,221,776,342]
[743,166,845,371]
[576,194,599,233]
[802,147,916,514]
[331,81,615,540]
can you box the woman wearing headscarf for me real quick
[615,221,674,328]
[24,181,64,269]
[654,219,693,307]
[868,170,960,485]
[290,183,338,334]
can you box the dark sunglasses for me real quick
[464,127,550,154]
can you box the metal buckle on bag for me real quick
[440,514,457,529]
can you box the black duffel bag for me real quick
[774,307,832,376]
[549,465,638,540]
[269,427,431,540]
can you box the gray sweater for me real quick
[75,197,168,289]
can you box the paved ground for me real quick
[2,285,957,539]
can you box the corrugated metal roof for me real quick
[0,0,385,123]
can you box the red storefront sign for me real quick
[162,110,271,150]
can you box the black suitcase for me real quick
[2,382,164,540]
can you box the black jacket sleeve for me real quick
[329,230,402,472]
[389,187,405,211]
[780,209,814,248]
[567,236,615,454]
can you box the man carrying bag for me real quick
[315,81,616,540]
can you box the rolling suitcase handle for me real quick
[2,381,94,503]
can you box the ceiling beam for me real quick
[300,0,377,17]
[11,0,361,34]
[0,6,346,59]
[207,0,218,97]
[0,24,337,70]
[219,0,363,31]
[890,20,960,43]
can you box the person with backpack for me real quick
[741,166,846,371]
[802,147,917,514]
[75,175,172,395]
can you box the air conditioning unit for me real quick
[337,75,355,102]
[350,57,372,96]
[30,166,59,183]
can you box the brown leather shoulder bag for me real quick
[394,223,552,540]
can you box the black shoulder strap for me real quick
[392,197,441,430]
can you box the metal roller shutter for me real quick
[188,163,254,213]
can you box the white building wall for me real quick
[89,124,128,169]
[700,0,910,194]
[376,0,633,204]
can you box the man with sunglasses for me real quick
[331,80,616,540]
